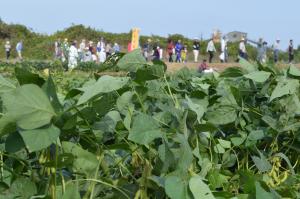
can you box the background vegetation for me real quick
[1,19,299,62]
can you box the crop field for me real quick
[0,50,299,199]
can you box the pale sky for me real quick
[0,0,299,48]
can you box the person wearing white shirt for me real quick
[206,39,216,63]
[272,39,280,63]
[220,36,228,63]
[97,37,106,63]
[79,39,86,62]
[4,41,11,60]
[239,38,247,60]
[68,41,79,70]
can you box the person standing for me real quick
[16,41,23,61]
[113,43,120,53]
[97,37,106,63]
[54,38,62,59]
[206,38,216,63]
[288,39,294,64]
[239,38,247,60]
[167,39,174,62]
[105,43,113,58]
[127,41,133,52]
[153,46,160,61]
[181,45,188,63]
[143,39,152,61]
[193,38,200,62]
[68,41,78,70]
[257,40,268,64]
[257,38,264,63]
[4,41,11,60]
[272,38,280,63]
[159,46,163,60]
[175,40,183,63]
[79,39,86,62]
[62,38,69,62]
[220,36,228,63]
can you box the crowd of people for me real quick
[142,36,296,65]
[4,40,23,61]
[2,35,297,70]
[54,38,120,69]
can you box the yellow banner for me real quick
[131,28,140,50]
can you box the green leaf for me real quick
[42,75,62,112]
[176,134,193,172]
[255,182,273,199]
[0,115,16,137]
[158,141,175,172]
[20,125,60,152]
[5,131,25,153]
[244,71,271,83]
[62,142,98,176]
[185,96,206,123]
[60,183,81,199]
[214,144,225,154]
[207,170,229,190]
[9,177,37,199]
[251,153,272,172]
[93,111,121,133]
[288,65,300,77]
[189,175,215,199]
[206,105,237,125]
[15,67,45,87]
[270,79,299,101]
[77,75,129,105]
[248,130,264,141]
[134,64,165,82]
[116,91,134,114]
[128,113,162,145]
[218,139,231,149]
[220,67,245,78]
[2,84,56,130]
[239,58,256,73]
[0,75,16,95]
[165,176,189,199]
[117,49,147,72]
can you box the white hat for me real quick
[241,37,245,41]
[194,37,199,40]
[276,38,280,41]
[6,41,10,44]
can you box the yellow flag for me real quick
[131,28,140,50]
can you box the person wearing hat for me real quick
[206,38,216,63]
[239,37,247,60]
[62,38,69,62]
[4,40,11,60]
[68,41,78,70]
[272,38,280,63]
[175,40,183,62]
[193,38,200,62]
[113,43,120,53]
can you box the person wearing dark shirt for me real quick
[198,59,208,72]
[175,40,183,63]
[288,39,294,64]
[167,39,174,62]
[193,38,200,62]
